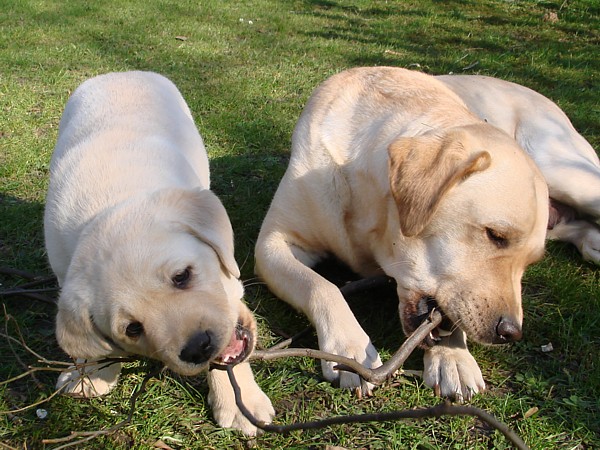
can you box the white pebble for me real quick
[541,342,554,352]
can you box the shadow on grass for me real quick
[298,0,599,135]
[0,193,49,277]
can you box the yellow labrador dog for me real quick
[437,74,600,264]
[255,67,549,400]
[44,71,274,435]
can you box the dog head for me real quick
[55,188,256,375]
[386,124,548,346]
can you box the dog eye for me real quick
[125,321,144,338]
[172,267,192,289]
[486,227,509,248]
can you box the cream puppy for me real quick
[44,71,274,435]
[256,67,549,399]
[438,74,600,264]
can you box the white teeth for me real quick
[437,328,452,337]
[428,331,441,343]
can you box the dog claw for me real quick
[454,391,464,403]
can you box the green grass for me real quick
[1,0,599,448]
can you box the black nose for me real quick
[179,331,215,364]
[495,317,522,343]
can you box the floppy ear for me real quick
[388,129,491,237]
[177,188,241,279]
[55,291,115,359]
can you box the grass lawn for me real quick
[1,0,599,448]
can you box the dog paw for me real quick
[207,363,275,436]
[320,336,382,395]
[423,346,485,401]
[580,230,600,265]
[211,383,275,436]
[57,361,122,398]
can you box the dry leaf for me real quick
[153,440,175,450]
[524,406,539,419]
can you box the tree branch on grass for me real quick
[251,309,440,384]
[0,267,58,305]
[1,272,529,448]
[0,286,57,305]
[1,311,154,448]
[226,363,528,449]
[41,366,163,450]
[1,305,138,417]
[0,326,137,415]
[0,267,51,281]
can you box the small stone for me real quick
[541,342,553,352]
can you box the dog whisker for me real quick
[242,280,267,289]
[242,276,263,285]
[238,250,252,273]
[378,259,413,273]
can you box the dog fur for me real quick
[255,67,551,399]
[44,71,274,435]
[437,74,600,264]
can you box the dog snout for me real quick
[493,317,522,343]
[179,330,216,364]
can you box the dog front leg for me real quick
[422,329,485,401]
[548,219,600,264]
[255,235,382,394]
[207,362,274,435]
[312,290,383,394]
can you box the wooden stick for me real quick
[251,310,441,384]
[226,365,529,449]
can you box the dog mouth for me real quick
[212,322,254,367]
[404,296,456,348]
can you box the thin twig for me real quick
[266,326,313,351]
[0,267,48,280]
[0,310,139,418]
[339,275,394,297]
[13,275,57,289]
[1,287,59,296]
[0,366,74,386]
[0,331,70,366]
[6,291,57,305]
[1,387,64,415]
[0,358,139,416]
[226,365,528,449]
[0,327,136,369]
[252,310,442,384]
[42,365,164,449]
[0,267,57,304]
[0,287,58,305]
[3,307,45,389]
[0,440,19,450]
